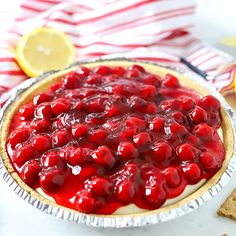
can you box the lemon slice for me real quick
[16,27,75,77]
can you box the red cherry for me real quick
[111,84,125,95]
[51,98,71,116]
[76,66,90,76]
[120,127,138,140]
[139,85,158,99]
[41,151,65,169]
[86,177,112,197]
[193,123,215,141]
[133,132,151,148]
[124,162,139,177]
[58,145,75,161]
[105,75,119,83]
[146,102,157,114]
[200,152,221,172]
[186,134,201,146]
[21,160,41,187]
[18,103,34,120]
[74,100,85,111]
[159,100,173,113]
[75,190,96,213]
[129,96,147,112]
[49,82,62,92]
[105,104,124,117]
[78,88,98,98]
[52,117,65,130]
[13,144,36,167]
[92,146,116,168]
[172,111,186,125]
[52,130,71,147]
[143,74,161,87]
[128,64,145,72]
[39,168,64,193]
[125,117,146,131]
[72,124,88,138]
[145,185,166,207]
[115,180,135,204]
[85,113,105,126]
[176,143,196,161]
[78,165,98,180]
[165,122,188,137]
[189,106,208,124]
[182,97,195,111]
[94,66,111,75]
[164,167,181,188]
[35,103,52,118]
[127,69,140,78]
[141,165,161,182]
[65,90,80,99]
[32,135,51,152]
[149,117,165,132]
[199,95,220,111]
[117,142,138,161]
[159,99,183,113]
[86,75,101,85]
[162,74,180,88]
[8,128,30,148]
[207,111,221,128]
[112,66,126,76]
[33,92,53,105]
[31,119,51,133]
[78,88,99,97]
[68,148,88,166]
[85,98,106,113]
[62,71,81,89]
[89,129,107,144]
[183,163,202,184]
[152,142,173,163]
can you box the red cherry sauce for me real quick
[6,64,225,214]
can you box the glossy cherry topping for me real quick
[6,64,225,214]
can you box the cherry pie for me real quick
[0,61,233,215]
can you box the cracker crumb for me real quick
[218,189,236,221]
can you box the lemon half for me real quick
[16,27,75,77]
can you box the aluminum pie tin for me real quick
[0,59,236,228]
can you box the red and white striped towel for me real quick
[0,0,235,107]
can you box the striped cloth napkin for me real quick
[0,0,235,107]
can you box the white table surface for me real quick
[1,1,236,236]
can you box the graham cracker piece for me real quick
[218,189,236,221]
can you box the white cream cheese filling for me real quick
[114,180,205,215]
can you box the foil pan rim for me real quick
[0,59,236,228]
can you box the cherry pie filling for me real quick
[6,64,225,214]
